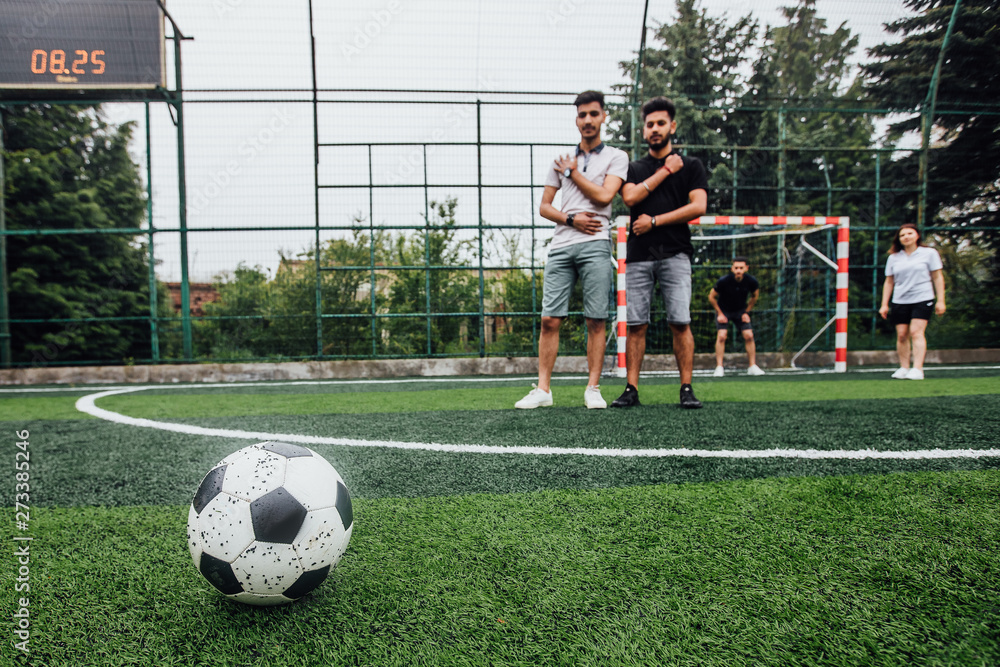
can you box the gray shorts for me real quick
[625,254,692,325]
[541,240,614,320]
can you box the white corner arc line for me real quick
[74,387,1000,460]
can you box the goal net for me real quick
[612,216,849,375]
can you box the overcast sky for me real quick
[92,0,915,281]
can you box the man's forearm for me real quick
[653,201,706,227]
[539,203,567,225]
[570,173,615,206]
[621,167,671,207]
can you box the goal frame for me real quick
[613,215,850,375]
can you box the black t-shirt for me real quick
[714,273,760,312]
[625,152,709,262]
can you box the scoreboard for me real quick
[0,0,166,91]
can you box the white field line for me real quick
[74,386,1000,460]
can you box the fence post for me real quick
[918,0,964,227]
[871,152,881,348]
[529,144,538,352]
[368,144,377,357]
[424,144,432,356]
[145,103,160,364]
[477,100,486,357]
[172,33,192,360]
[775,108,787,350]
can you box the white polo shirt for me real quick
[544,142,628,250]
[885,246,943,304]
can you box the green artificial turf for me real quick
[0,396,98,421]
[2,374,998,422]
[8,394,1000,506]
[93,375,1000,418]
[2,371,998,664]
[6,470,999,666]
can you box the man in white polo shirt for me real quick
[515,90,628,410]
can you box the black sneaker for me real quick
[679,384,702,409]
[610,384,641,408]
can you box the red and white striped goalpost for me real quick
[613,215,850,376]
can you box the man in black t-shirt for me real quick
[610,97,708,410]
[708,256,764,377]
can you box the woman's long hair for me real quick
[889,223,923,254]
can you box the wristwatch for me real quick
[563,167,572,178]
[566,213,576,227]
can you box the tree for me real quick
[864,0,1000,348]
[611,1,880,353]
[198,226,384,360]
[380,198,480,356]
[196,202,483,360]
[196,264,265,359]
[864,0,1000,238]
[738,0,881,337]
[316,227,388,357]
[481,229,543,356]
[611,0,760,188]
[742,0,874,217]
[3,104,156,365]
[612,0,874,216]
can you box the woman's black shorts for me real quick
[890,300,934,325]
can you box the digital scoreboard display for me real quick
[0,0,165,91]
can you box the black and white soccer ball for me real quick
[187,442,354,606]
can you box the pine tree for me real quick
[3,104,156,364]
[863,0,1000,347]
[612,0,759,198]
[743,0,874,217]
[612,0,873,216]
[863,0,1000,236]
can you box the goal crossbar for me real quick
[613,216,850,375]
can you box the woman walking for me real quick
[878,223,946,380]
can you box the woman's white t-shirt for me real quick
[885,246,943,304]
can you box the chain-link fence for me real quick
[2,0,997,367]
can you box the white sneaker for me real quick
[891,367,909,379]
[747,365,765,376]
[906,368,924,380]
[584,386,607,409]
[713,366,725,377]
[515,384,553,409]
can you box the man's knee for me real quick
[742,330,754,342]
[585,317,606,334]
[716,330,728,343]
[627,323,648,337]
[541,316,563,334]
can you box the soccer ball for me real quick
[187,441,354,606]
